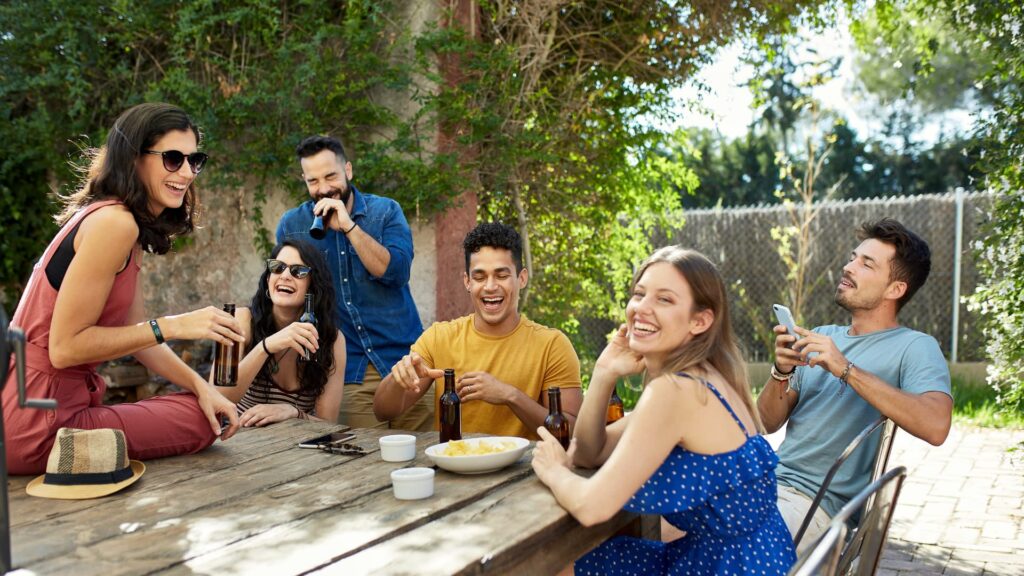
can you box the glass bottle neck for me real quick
[548,393,562,415]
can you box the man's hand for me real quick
[772,324,805,373]
[793,326,850,378]
[390,352,443,394]
[313,197,354,232]
[457,371,514,405]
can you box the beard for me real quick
[835,285,883,312]
[314,177,351,204]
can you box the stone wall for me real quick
[141,185,439,328]
[141,0,443,326]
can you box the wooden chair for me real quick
[788,522,848,576]
[793,416,897,548]
[832,466,907,576]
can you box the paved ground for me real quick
[876,424,1024,576]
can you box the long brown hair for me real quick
[57,103,201,254]
[632,246,764,434]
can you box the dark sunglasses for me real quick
[267,259,311,279]
[143,150,209,174]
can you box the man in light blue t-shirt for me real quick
[757,218,953,552]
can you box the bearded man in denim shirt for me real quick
[276,136,432,430]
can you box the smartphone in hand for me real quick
[772,304,817,359]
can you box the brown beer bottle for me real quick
[544,387,571,450]
[607,385,625,424]
[439,369,461,443]
[214,303,238,386]
[298,293,317,362]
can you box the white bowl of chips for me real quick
[425,436,531,475]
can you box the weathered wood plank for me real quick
[10,423,359,571]
[173,456,536,575]
[18,428,434,575]
[7,420,346,527]
[314,475,641,576]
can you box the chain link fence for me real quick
[576,191,994,364]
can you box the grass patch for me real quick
[951,376,1024,428]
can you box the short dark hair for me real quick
[856,218,931,311]
[295,135,347,164]
[463,223,523,273]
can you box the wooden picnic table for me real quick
[6,420,656,575]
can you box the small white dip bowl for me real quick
[391,467,435,500]
[379,434,417,462]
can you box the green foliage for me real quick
[865,0,1024,416]
[0,0,466,307]
[850,0,995,115]
[423,0,826,360]
[665,119,983,208]
[665,19,985,210]
[951,376,1024,428]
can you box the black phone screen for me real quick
[298,432,354,448]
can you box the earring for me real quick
[266,289,271,299]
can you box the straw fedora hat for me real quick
[26,427,145,499]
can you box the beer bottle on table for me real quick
[544,387,571,450]
[607,384,625,424]
[439,369,461,443]
[214,303,238,387]
[299,293,316,362]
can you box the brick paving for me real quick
[877,424,1024,576]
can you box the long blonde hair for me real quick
[632,246,764,434]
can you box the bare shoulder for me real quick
[78,203,139,242]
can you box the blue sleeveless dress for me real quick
[575,376,796,575]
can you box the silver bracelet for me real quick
[839,361,855,386]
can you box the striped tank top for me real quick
[236,374,318,417]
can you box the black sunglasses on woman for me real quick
[143,149,209,174]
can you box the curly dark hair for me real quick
[463,222,523,272]
[856,218,932,311]
[295,135,348,164]
[57,103,201,255]
[248,239,339,399]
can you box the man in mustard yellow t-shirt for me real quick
[373,223,582,439]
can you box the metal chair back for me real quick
[834,466,907,576]
[794,416,896,548]
[788,521,848,576]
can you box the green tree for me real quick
[421,0,830,359]
[0,0,465,311]
[863,0,1024,415]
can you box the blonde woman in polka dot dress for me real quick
[533,247,796,574]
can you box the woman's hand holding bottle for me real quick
[162,306,246,345]
[263,322,319,357]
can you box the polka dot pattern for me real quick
[575,379,797,575]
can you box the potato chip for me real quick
[441,439,516,457]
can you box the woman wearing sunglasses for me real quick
[2,103,246,475]
[214,239,345,426]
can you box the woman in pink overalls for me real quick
[3,103,244,475]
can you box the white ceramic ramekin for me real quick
[379,434,417,462]
[390,467,435,500]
